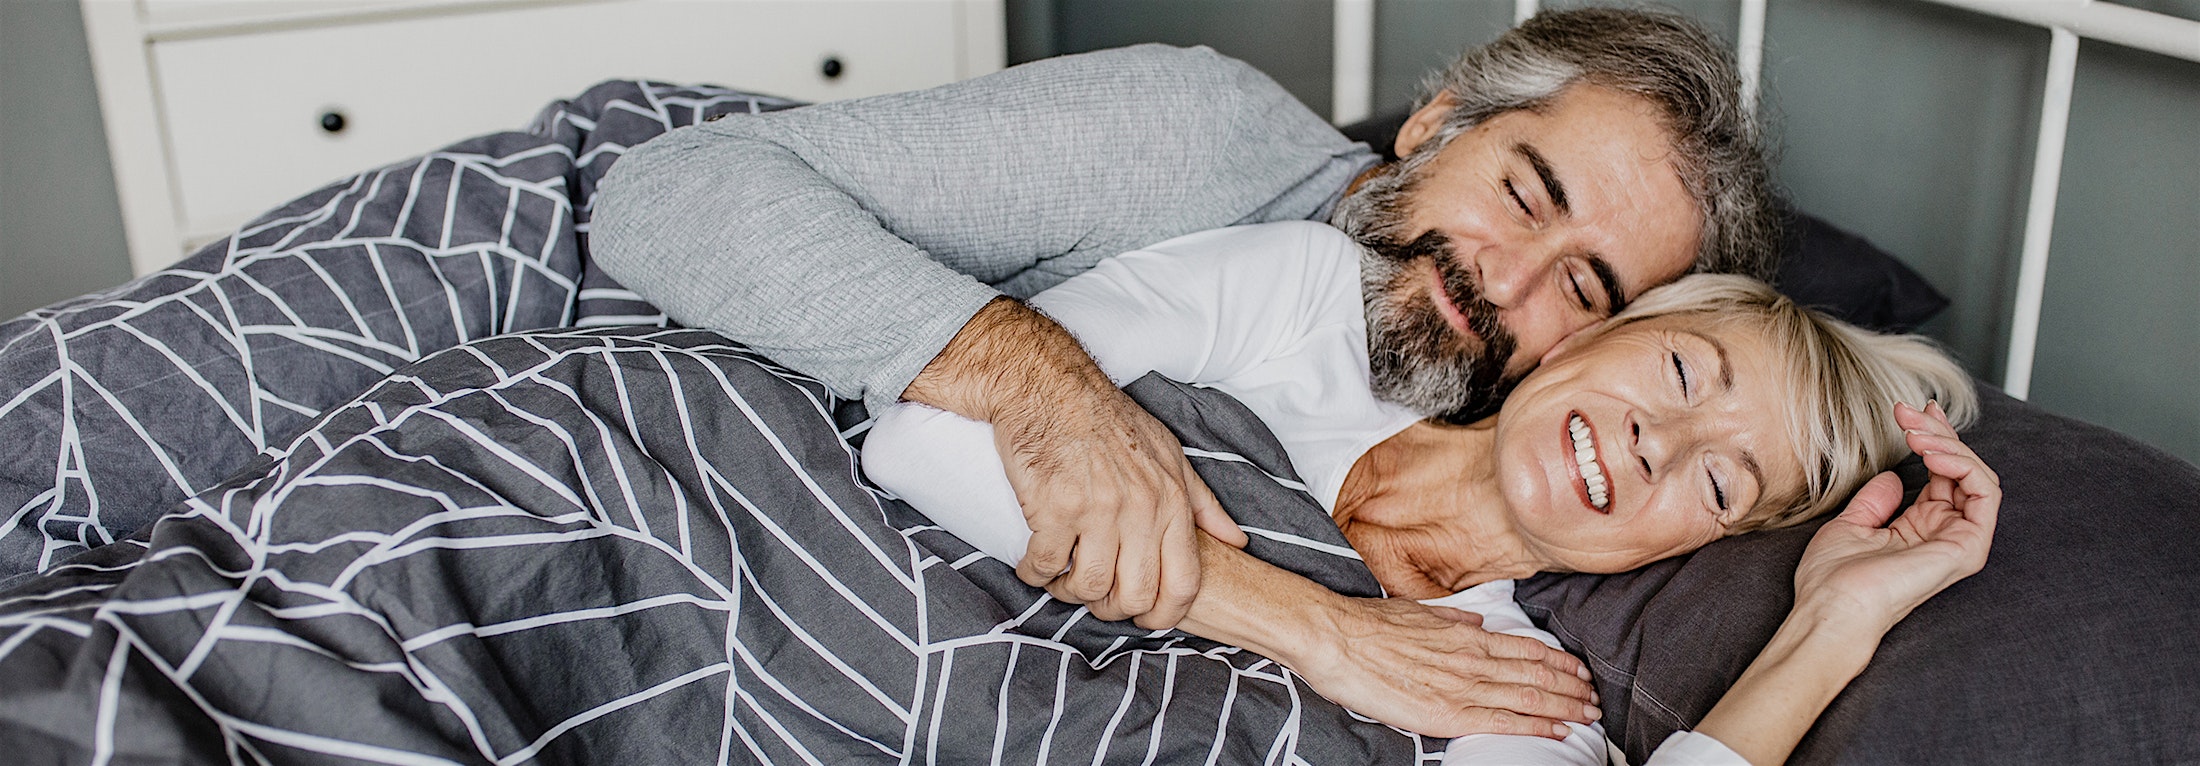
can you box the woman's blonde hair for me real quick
[1594,274,1978,533]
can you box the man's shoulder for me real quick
[1043,43,1261,87]
[936,44,1286,123]
[1146,222,1361,265]
[1126,222,1363,301]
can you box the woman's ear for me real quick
[1394,91,1459,158]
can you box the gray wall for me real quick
[0,0,133,318]
[5,0,2195,462]
[2029,44,2200,462]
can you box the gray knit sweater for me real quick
[591,44,1379,412]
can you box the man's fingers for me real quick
[1419,604,1485,626]
[1469,631,1594,690]
[1064,534,1121,603]
[1107,524,1164,618]
[1134,523,1201,631]
[1181,464,1248,548]
[1466,654,1599,704]
[1017,531,1075,588]
[1477,630,1582,672]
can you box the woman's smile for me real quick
[1564,410,1611,514]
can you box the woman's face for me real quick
[1490,313,1805,573]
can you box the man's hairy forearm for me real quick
[903,298,1114,435]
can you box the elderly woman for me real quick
[862,221,1993,765]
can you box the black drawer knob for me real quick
[319,110,347,134]
[820,56,844,80]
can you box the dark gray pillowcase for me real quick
[1515,386,2200,764]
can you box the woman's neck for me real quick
[1334,418,1549,599]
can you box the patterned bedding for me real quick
[0,84,1441,762]
[0,80,788,580]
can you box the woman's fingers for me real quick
[1834,472,1905,529]
[1446,706,1583,741]
[1461,652,1600,707]
[1918,451,2001,531]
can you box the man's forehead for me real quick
[1498,118,1701,300]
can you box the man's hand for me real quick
[1293,596,1599,739]
[903,298,1249,629]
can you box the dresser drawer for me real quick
[151,0,968,241]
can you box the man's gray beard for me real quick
[1331,153,1522,424]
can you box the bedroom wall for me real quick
[1012,0,2200,467]
[0,0,135,319]
[5,0,2193,464]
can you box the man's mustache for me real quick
[1380,230,1518,364]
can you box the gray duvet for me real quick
[0,82,1439,763]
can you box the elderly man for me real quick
[591,7,1775,738]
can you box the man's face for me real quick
[1338,83,1703,421]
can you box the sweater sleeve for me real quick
[589,44,1375,412]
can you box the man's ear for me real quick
[1394,91,1458,158]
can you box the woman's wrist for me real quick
[1175,534,1347,669]
[1690,596,1887,766]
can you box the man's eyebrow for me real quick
[1586,255,1626,313]
[1513,143,1570,216]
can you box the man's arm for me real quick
[590,44,1372,414]
[591,46,1370,627]
[863,399,1600,739]
[901,297,1243,625]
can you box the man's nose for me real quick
[1473,235,1560,309]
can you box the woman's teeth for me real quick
[1570,414,1608,510]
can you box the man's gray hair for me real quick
[1418,6,1779,281]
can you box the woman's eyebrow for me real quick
[1740,450,1765,501]
[1677,328,1762,494]
[1678,329,1735,392]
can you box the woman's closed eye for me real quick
[1671,350,1693,398]
[1708,460,1730,513]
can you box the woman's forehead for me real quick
[1635,313,1811,489]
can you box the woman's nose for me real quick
[1629,413,1692,477]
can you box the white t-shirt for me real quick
[861,222,1743,766]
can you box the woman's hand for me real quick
[1171,536,1598,740]
[1293,596,1600,740]
[1792,400,2000,635]
[1693,401,1998,765]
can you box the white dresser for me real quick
[81,0,1005,275]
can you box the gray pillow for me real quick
[1515,386,2200,763]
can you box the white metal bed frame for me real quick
[1328,0,2200,401]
